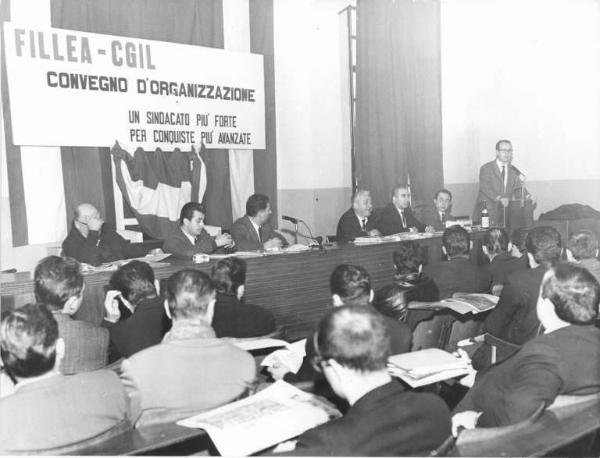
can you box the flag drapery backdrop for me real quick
[2,0,278,247]
[354,0,444,206]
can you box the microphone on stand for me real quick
[281,215,323,249]
[510,164,526,181]
[282,215,301,224]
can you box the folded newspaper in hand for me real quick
[261,339,307,374]
[177,380,341,456]
[408,293,499,315]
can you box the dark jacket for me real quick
[62,222,148,266]
[335,208,378,243]
[484,252,529,287]
[420,206,451,232]
[102,296,170,362]
[484,265,546,345]
[290,381,451,456]
[378,204,425,235]
[162,225,217,259]
[212,292,276,338]
[231,215,288,251]
[423,257,492,299]
[455,325,600,427]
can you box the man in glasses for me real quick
[286,306,451,456]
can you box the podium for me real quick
[496,194,534,232]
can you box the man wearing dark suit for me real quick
[231,194,288,251]
[34,256,108,374]
[335,190,381,243]
[482,227,529,295]
[102,261,170,362]
[473,140,531,225]
[163,202,233,259]
[421,189,453,232]
[210,257,276,338]
[283,306,451,456]
[484,226,562,346]
[62,203,150,266]
[452,263,600,431]
[378,184,431,235]
[0,304,128,452]
[120,269,256,426]
[423,226,492,299]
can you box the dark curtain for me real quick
[249,0,278,225]
[50,0,234,231]
[355,0,443,207]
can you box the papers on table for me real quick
[80,252,172,273]
[230,338,289,352]
[177,380,341,456]
[353,232,436,245]
[408,293,499,315]
[387,348,470,388]
[261,339,307,374]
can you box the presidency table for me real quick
[1,231,485,341]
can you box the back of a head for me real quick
[483,227,510,255]
[179,202,205,224]
[0,303,58,380]
[34,256,83,311]
[373,284,409,322]
[393,242,422,275]
[316,305,391,372]
[568,231,599,261]
[442,225,470,258]
[526,226,562,267]
[211,257,247,295]
[165,269,215,320]
[246,194,269,217]
[511,227,529,254]
[109,260,157,306]
[541,262,599,325]
[330,264,371,306]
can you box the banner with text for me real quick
[3,23,265,150]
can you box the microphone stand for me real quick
[294,221,298,244]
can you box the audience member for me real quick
[0,304,128,452]
[423,226,492,299]
[335,190,381,243]
[120,269,256,426]
[484,226,562,347]
[34,256,108,374]
[566,231,600,282]
[62,203,150,266]
[231,194,288,251]
[378,184,431,235]
[421,189,453,231]
[210,257,276,338]
[102,261,170,362]
[482,227,529,295]
[162,202,233,259]
[510,227,530,267]
[453,263,600,431]
[285,306,451,456]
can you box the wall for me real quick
[273,0,354,241]
[441,0,600,218]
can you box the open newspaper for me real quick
[177,380,341,456]
[408,293,499,315]
[387,348,471,388]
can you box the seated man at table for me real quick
[452,263,600,431]
[421,189,453,232]
[482,227,529,295]
[163,202,234,259]
[62,203,150,266]
[284,306,451,456]
[335,190,381,243]
[102,261,170,362]
[210,257,276,338]
[378,184,431,235]
[566,231,600,283]
[231,194,288,251]
[34,256,108,374]
[0,304,128,452]
[423,225,492,299]
[120,269,256,426]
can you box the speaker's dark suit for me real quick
[455,324,600,427]
[231,215,288,251]
[378,204,425,235]
[335,208,378,243]
[289,381,451,456]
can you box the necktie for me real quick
[361,218,367,231]
[501,165,506,191]
[400,211,406,228]
[257,226,262,243]
[440,212,445,223]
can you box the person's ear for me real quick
[54,338,65,370]
[369,289,375,303]
[236,285,245,300]
[163,299,172,319]
[332,294,344,307]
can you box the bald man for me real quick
[62,203,150,266]
[336,190,381,243]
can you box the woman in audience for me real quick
[103,261,170,362]
[210,257,276,338]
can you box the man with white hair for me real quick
[335,190,381,243]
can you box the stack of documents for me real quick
[387,348,470,387]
